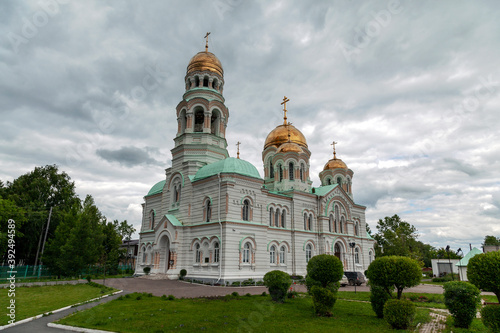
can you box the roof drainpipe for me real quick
[216,172,223,283]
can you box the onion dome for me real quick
[323,157,348,170]
[146,180,166,197]
[187,51,223,77]
[264,124,308,149]
[277,142,303,153]
[193,157,261,181]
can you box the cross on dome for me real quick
[204,32,211,52]
[281,96,290,125]
[236,141,241,159]
[331,141,338,159]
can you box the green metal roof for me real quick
[146,180,166,196]
[193,157,261,181]
[456,247,482,266]
[165,214,183,226]
[366,231,374,240]
[312,184,338,196]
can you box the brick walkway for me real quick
[419,310,448,333]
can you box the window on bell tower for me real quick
[194,109,204,132]
[289,162,294,180]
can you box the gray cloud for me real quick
[96,146,162,167]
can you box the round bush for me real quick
[306,254,343,290]
[468,251,500,302]
[366,256,421,299]
[311,286,337,316]
[180,269,187,278]
[443,281,481,328]
[481,305,500,333]
[369,282,393,318]
[263,270,292,303]
[383,298,416,329]
[143,267,151,275]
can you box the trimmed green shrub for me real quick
[468,251,500,302]
[369,282,394,318]
[168,295,175,300]
[143,267,151,275]
[263,270,292,303]
[231,291,239,297]
[86,275,91,283]
[366,256,421,299]
[383,298,416,329]
[311,286,337,316]
[481,304,500,333]
[443,281,481,328]
[179,269,187,279]
[305,254,343,291]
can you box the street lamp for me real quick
[445,245,454,281]
[349,240,356,294]
[456,248,463,281]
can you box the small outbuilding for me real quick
[431,258,460,277]
[455,247,482,281]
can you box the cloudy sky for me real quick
[1,0,499,253]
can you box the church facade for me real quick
[135,42,376,282]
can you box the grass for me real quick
[443,316,489,333]
[0,283,117,326]
[337,291,447,309]
[58,292,431,332]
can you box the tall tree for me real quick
[482,235,500,246]
[43,195,105,277]
[0,198,27,261]
[3,165,79,264]
[373,215,419,258]
[114,219,136,266]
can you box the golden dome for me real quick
[323,157,348,170]
[277,142,303,153]
[187,51,223,77]
[264,124,308,149]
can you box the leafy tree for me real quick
[99,221,124,281]
[443,281,481,328]
[373,215,419,258]
[467,251,500,302]
[43,195,105,277]
[306,254,343,316]
[263,270,292,303]
[366,223,372,236]
[366,256,421,299]
[483,235,500,246]
[114,219,136,266]
[0,198,27,260]
[2,165,79,264]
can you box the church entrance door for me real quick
[159,235,170,274]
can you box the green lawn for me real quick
[0,283,117,326]
[58,292,431,332]
[337,291,447,309]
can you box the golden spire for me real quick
[281,96,290,125]
[331,141,338,159]
[287,123,293,142]
[236,141,241,159]
[204,32,211,52]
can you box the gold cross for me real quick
[204,32,211,52]
[281,96,290,125]
[236,141,241,159]
[331,141,337,158]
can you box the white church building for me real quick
[135,41,376,282]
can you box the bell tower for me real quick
[171,34,230,176]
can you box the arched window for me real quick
[242,199,250,221]
[308,215,313,231]
[195,243,201,263]
[194,109,204,132]
[279,246,286,264]
[213,78,218,90]
[355,248,360,264]
[340,216,345,233]
[210,110,220,135]
[337,177,342,185]
[306,244,312,263]
[205,201,211,222]
[300,163,304,181]
[278,164,283,182]
[369,250,373,264]
[335,205,340,233]
[149,210,155,229]
[355,221,359,236]
[275,209,280,227]
[195,76,200,87]
[334,243,341,260]
[186,79,191,90]
[327,178,332,185]
[346,179,350,192]
[213,242,220,263]
[289,162,294,180]
[142,247,147,264]
[269,160,274,179]
[304,213,307,230]
[203,76,209,87]
[243,243,251,263]
[179,109,187,134]
[270,245,276,264]
[281,210,286,228]
[269,207,274,226]
[329,214,333,233]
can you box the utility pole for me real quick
[38,206,52,278]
